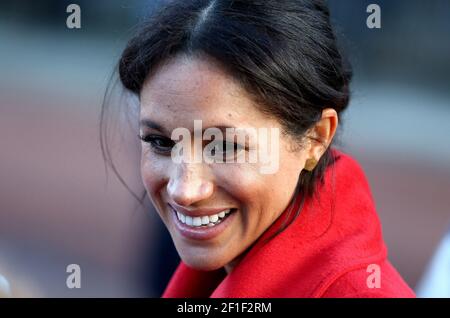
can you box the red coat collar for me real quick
[162,149,388,297]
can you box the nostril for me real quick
[167,183,199,207]
[167,177,214,207]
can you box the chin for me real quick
[179,252,228,272]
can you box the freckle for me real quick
[228,113,232,118]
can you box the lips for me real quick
[175,208,232,227]
[168,204,237,240]
[168,204,234,217]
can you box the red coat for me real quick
[162,149,415,298]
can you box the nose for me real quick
[167,163,214,207]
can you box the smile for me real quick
[175,209,232,227]
[168,204,237,240]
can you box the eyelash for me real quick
[138,134,247,158]
[139,134,175,154]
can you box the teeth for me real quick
[192,216,202,226]
[174,208,234,227]
[201,216,210,225]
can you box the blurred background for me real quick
[0,0,449,297]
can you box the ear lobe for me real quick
[304,157,318,172]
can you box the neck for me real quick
[224,255,244,274]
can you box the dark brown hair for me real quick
[101,0,352,233]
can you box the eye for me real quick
[139,134,175,154]
[209,140,245,160]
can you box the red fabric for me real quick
[162,149,415,298]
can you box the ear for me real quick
[306,108,339,162]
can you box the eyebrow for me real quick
[139,119,169,135]
[139,118,239,136]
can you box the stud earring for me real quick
[304,158,318,172]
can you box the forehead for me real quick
[139,55,275,130]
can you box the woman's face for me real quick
[139,55,309,271]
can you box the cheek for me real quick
[140,151,169,199]
[221,147,302,203]
[215,164,298,227]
